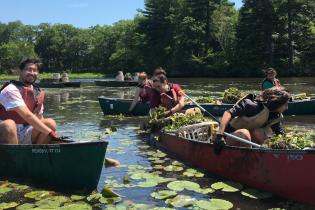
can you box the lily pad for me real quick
[241,188,272,199]
[70,195,85,201]
[101,187,121,198]
[153,165,164,170]
[183,168,204,178]
[60,202,92,210]
[211,181,243,192]
[171,161,183,166]
[153,159,166,164]
[0,202,19,209]
[87,193,103,203]
[0,187,12,195]
[16,203,36,210]
[99,196,122,204]
[137,180,159,188]
[165,195,196,207]
[195,199,233,210]
[194,188,215,194]
[167,181,200,192]
[164,165,184,172]
[150,190,177,199]
[10,183,29,191]
[35,196,69,209]
[24,190,51,200]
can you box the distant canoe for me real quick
[98,97,315,116]
[147,132,315,206]
[38,82,81,88]
[94,80,138,87]
[0,140,107,191]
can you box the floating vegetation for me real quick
[263,131,315,149]
[164,165,184,172]
[24,190,51,200]
[0,202,19,209]
[222,87,245,104]
[241,188,272,199]
[211,181,243,192]
[167,181,200,192]
[293,93,309,101]
[148,107,206,132]
[195,96,218,104]
[165,195,196,207]
[183,168,205,178]
[150,190,177,200]
[195,199,233,210]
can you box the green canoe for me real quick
[0,140,107,191]
[98,96,315,116]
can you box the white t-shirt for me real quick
[0,84,43,115]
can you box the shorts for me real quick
[16,125,33,144]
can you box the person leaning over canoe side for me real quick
[261,68,282,91]
[128,72,153,112]
[149,74,185,117]
[216,87,290,147]
[0,58,58,144]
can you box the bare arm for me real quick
[170,96,185,113]
[129,88,141,112]
[219,111,232,135]
[12,106,53,135]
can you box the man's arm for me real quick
[12,106,54,135]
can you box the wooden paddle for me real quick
[184,93,263,148]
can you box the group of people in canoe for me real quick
[129,66,290,147]
[0,58,289,149]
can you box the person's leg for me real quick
[31,118,57,144]
[0,120,18,144]
[250,127,271,144]
[226,128,252,147]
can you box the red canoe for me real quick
[148,132,315,207]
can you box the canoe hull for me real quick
[0,141,107,191]
[95,80,137,87]
[148,133,315,206]
[98,97,315,116]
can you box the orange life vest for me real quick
[0,80,45,124]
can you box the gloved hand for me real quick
[213,134,226,155]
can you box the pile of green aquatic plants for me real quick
[263,131,315,149]
[222,87,245,104]
[293,93,309,101]
[195,96,218,104]
[148,106,206,132]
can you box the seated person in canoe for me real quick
[129,72,153,112]
[150,74,186,117]
[218,87,290,147]
[0,58,58,144]
[115,71,124,81]
[261,68,282,91]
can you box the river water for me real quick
[0,77,314,210]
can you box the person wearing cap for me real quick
[261,68,282,90]
[216,87,290,147]
[0,58,58,144]
[129,72,153,112]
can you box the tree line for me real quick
[0,0,314,77]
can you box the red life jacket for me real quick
[139,79,153,102]
[160,83,178,110]
[0,80,45,124]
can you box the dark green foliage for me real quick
[0,0,314,76]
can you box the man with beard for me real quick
[0,58,58,144]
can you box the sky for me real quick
[0,0,243,28]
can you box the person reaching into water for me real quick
[216,87,290,147]
[129,72,153,112]
[261,68,282,91]
[150,74,185,117]
[0,58,58,144]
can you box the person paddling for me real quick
[261,68,282,90]
[0,58,58,144]
[216,87,290,147]
[129,72,153,112]
[150,74,185,117]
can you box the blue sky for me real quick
[0,0,242,28]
